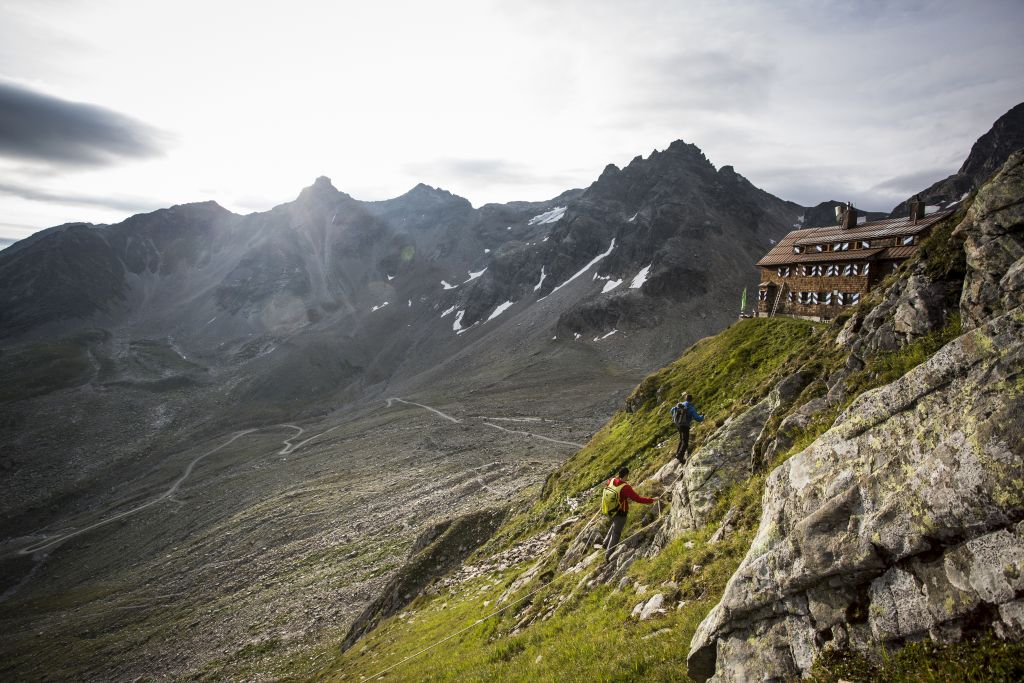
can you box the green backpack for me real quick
[601,479,626,516]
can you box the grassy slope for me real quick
[297,208,1020,682]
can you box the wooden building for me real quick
[755,200,953,320]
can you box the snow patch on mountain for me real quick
[601,279,623,293]
[630,264,651,289]
[528,206,567,225]
[533,266,546,292]
[548,239,617,297]
[486,301,514,322]
[371,302,389,312]
[441,280,458,290]
[465,268,487,283]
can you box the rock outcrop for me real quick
[341,507,507,650]
[688,151,1024,683]
[957,149,1024,330]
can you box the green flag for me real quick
[740,287,747,313]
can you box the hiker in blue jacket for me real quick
[671,394,704,463]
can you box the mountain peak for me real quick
[393,183,471,209]
[295,175,345,204]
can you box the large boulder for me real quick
[957,149,1024,330]
[687,306,1024,682]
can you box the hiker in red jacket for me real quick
[601,465,656,561]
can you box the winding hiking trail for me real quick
[386,397,585,449]
[17,423,339,556]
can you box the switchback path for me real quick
[386,397,585,449]
[18,423,338,556]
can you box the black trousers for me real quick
[603,513,628,560]
[675,423,691,461]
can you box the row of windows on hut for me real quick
[792,234,915,255]
[757,290,861,306]
[776,262,871,278]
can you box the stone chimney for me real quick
[909,195,925,223]
[841,202,858,230]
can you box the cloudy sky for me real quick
[1,0,1022,245]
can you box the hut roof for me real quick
[756,209,955,267]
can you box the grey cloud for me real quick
[0,180,158,212]
[0,237,17,251]
[0,80,168,166]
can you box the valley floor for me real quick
[0,375,633,681]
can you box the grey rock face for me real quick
[667,396,774,537]
[341,506,507,650]
[687,306,1024,683]
[848,273,951,356]
[957,149,1024,330]
[638,592,666,620]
